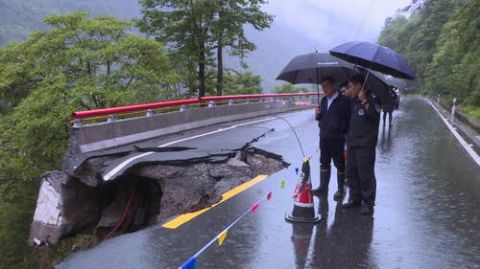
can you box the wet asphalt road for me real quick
[57,97,480,269]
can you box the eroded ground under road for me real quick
[58,97,480,269]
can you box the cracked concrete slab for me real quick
[74,126,275,182]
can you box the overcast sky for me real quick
[265,0,411,49]
[239,0,412,89]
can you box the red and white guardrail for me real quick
[72,93,319,121]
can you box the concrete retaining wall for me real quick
[70,98,315,154]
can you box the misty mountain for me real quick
[0,0,319,91]
[0,0,141,46]
[227,19,319,91]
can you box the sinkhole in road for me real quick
[95,147,288,239]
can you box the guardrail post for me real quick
[72,119,82,128]
[107,114,116,123]
[451,98,457,127]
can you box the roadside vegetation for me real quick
[378,0,480,120]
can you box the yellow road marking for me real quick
[162,174,269,229]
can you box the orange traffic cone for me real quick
[285,158,321,223]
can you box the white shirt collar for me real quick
[327,91,339,109]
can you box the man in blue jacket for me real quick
[313,77,351,201]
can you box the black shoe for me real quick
[360,203,374,215]
[333,190,344,201]
[342,200,361,208]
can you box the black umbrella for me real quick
[356,68,390,105]
[276,52,358,104]
[329,41,415,80]
[276,52,389,103]
[276,52,356,84]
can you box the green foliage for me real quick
[0,11,177,181]
[0,11,178,269]
[273,83,308,94]
[379,0,464,86]
[139,0,272,96]
[424,0,480,105]
[0,181,39,269]
[211,0,273,58]
[379,0,480,110]
[223,71,262,95]
[378,15,411,54]
[0,0,140,47]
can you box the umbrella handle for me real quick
[316,68,320,105]
[362,71,370,92]
[317,84,321,104]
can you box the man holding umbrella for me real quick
[330,41,416,215]
[313,77,351,200]
[342,74,381,215]
[275,52,354,201]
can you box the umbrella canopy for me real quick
[329,41,415,80]
[276,52,355,84]
[357,68,391,105]
[276,52,390,104]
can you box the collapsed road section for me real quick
[29,127,288,246]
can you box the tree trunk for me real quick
[216,39,224,96]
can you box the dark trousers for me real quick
[347,146,377,206]
[383,109,393,126]
[320,139,345,172]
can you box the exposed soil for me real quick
[94,147,287,238]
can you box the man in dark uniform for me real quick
[313,77,351,201]
[342,74,381,215]
[382,86,397,127]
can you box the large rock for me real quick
[29,171,98,245]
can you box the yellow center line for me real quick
[162,174,269,229]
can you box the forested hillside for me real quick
[0,0,140,46]
[378,0,480,119]
[0,0,318,91]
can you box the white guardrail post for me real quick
[451,97,457,127]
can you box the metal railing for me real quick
[72,93,319,124]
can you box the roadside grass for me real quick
[460,105,480,122]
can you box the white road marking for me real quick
[103,117,277,181]
[428,100,480,167]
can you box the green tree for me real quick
[425,0,480,105]
[212,0,272,96]
[0,11,178,268]
[379,0,465,86]
[378,0,480,119]
[223,71,262,95]
[138,0,272,97]
[139,0,217,97]
[378,15,411,54]
[0,10,177,180]
[0,0,141,47]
